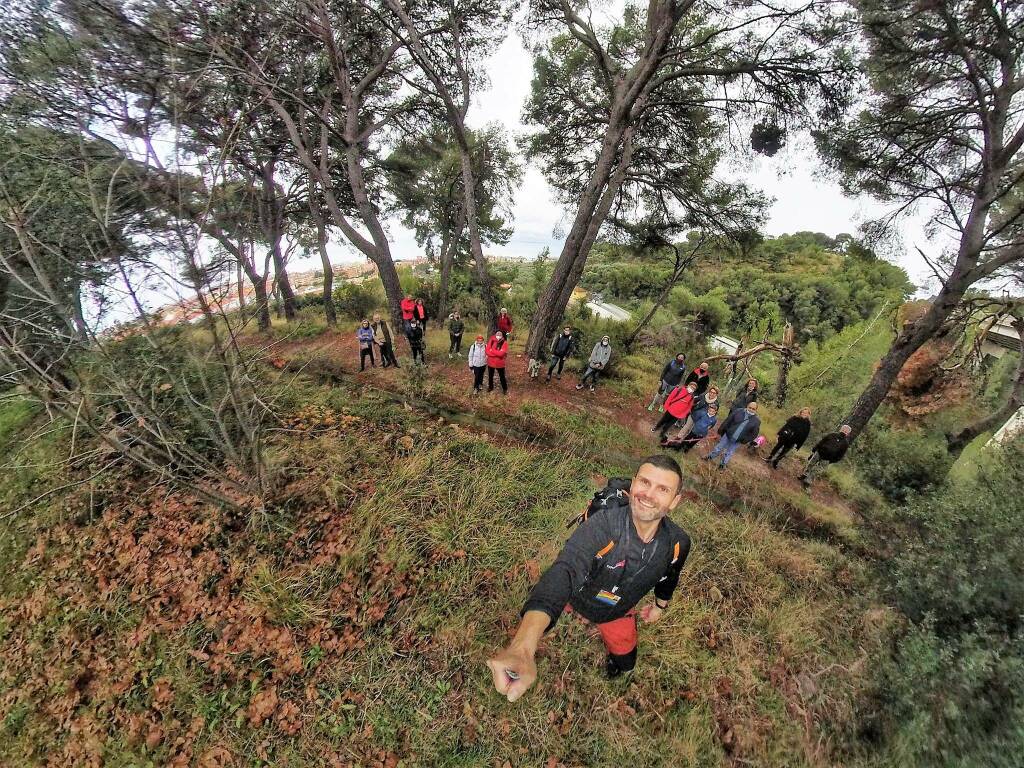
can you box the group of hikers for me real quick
[355,304,853,489]
[355,305,614,396]
[645,352,852,490]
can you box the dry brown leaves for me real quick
[1,433,425,764]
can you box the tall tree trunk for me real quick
[308,176,337,326]
[261,156,297,322]
[457,148,499,330]
[270,237,297,321]
[70,279,89,342]
[246,77,406,329]
[775,350,792,407]
[317,220,337,327]
[236,259,246,313]
[525,124,636,360]
[946,318,1024,457]
[251,277,271,332]
[437,206,467,327]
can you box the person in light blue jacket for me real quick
[467,334,487,394]
[356,319,376,370]
[664,405,719,453]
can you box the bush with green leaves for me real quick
[857,440,1024,767]
[332,282,384,320]
[853,427,951,503]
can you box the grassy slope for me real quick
[0,327,893,767]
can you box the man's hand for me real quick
[486,647,537,702]
[639,604,664,624]
[487,610,549,702]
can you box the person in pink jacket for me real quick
[485,331,509,394]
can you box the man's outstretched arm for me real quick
[487,513,611,702]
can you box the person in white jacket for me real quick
[576,335,612,393]
[467,334,488,394]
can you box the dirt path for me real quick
[254,327,859,524]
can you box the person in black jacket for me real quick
[546,326,576,381]
[728,378,759,413]
[406,318,426,365]
[704,402,760,470]
[799,424,851,490]
[487,456,692,700]
[765,407,812,469]
[447,312,465,358]
[684,362,711,397]
[647,353,687,411]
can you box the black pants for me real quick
[359,346,375,370]
[378,342,399,368]
[654,411,678,437]
[411,344,425,364]
[487,366,507,393]
[548,355,566,377]
[472,365,486,391]
[580,366,601,387]
[609,647,638,674]
[449,333,463,354]
[680,435,703,453]
[767,438,796,466]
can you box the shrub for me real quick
[857,440,1024,767]
[333,282,383,320]
[853,427,951,503]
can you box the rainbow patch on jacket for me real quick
[595,590,621,606]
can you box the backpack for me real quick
[565,477,631,529]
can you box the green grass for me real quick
[0,394,39,449]
[947,429,993,484]
[0,368,891,767]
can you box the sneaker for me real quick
[448,353,453,359]
[604,655,623,679]
[576,384,584,390]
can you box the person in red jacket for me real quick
[414,298,428,325]
[651,381,697,440]
[485,331,509,394]
[400,294,416,334]
[497,307,513,338]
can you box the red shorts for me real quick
[564,605,638,655]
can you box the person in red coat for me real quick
[485,331,509,394]
[497,307,513,337]
[400,294,416,334]
[651,381,697,440]
[414,298,428,325]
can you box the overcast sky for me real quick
[293,29,941,296]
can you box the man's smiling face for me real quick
[629,463,683,524]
